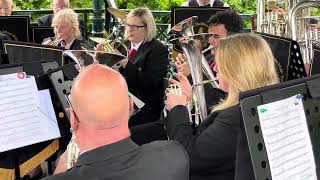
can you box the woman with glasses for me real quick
[165,33,279,180]
[105,7,169,127]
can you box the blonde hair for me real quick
[214,33,279,111]
[126,7,156,42]
[52,8,81,38]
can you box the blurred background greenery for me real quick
[13,0,256,14]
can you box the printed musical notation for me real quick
[0,72,60,152]
[257,94,317,180]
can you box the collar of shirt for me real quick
[196,0,230,7]
[75,138,139,166]
[61,38,75,49]
[130,40,144,51]
[196,0,214,6]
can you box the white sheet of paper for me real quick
[257,94,317,180]
[128,92,145,109]
[38,89,61,138]
[0,73,60,152]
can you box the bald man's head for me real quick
[70,64,131,129]
[52,0,69,14]
[0,0,13,16]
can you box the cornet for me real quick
[46,36,63,46]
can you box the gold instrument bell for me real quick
[65,42,126,70]
[107,7,128,21]
[96,41,128,66]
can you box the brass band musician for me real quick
[176,10,244,109]
[165,33,279,180]
[42,9,82,49]
[98,7,169,127]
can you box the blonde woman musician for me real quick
[43,8,83,50]
[98,7,169,127]
[165,33,279,180]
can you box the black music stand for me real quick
[0,36,7,64]
[257,32,307,82]
[0,16,30,42]
[236,74,320,180]
[31,27,54,43]
[0,61,71,180]
[3,40,65,66]
[45,63,79,116]
[310,45,320,76]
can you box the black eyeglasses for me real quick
[124,22,145,31]
[65,94,79,122]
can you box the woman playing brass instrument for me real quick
[97,7,169,127]
[42,8,83,50]
[165,33,279,180]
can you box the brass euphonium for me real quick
[168,16,219,125]
[256,0,288,36]
[89,22,128,67]
[288,0,320,65]
[66,133,80,169]
[94,40,128,67]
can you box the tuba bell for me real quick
[256,0,288,36]
[168,16,219,124]
[288,0,320,66]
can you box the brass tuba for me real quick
[288,0,320,65]
[168,16,219,124]
[256,0,288,36]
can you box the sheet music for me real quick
[38,89,61,137]
[257,94,317,180]
[0,73,60,152]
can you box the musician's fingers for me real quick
[175,60,182,68]
[173,72,192,92]
[165,93,187,111]
[169,78,180,85]
[42,39,52,45]
[96,42,107,51]
[174,72,188,82]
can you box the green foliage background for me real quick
[14,0,92,10]
[13,0,256,14]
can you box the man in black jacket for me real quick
[42,64,189,180]
[37,0,69,26]
[176,10,243,109]
[37,0,85,38]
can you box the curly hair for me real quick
[207,10,244,35]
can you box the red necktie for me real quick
[129,48,137,60]
[210,61,216,70]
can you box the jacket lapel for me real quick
[131,42,147,64]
